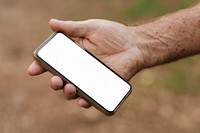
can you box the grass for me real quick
[122,0,199,21]
[159,56,200,94]
[123,0,167,20]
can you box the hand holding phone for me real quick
[33,32,132,115]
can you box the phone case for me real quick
[33,32,132,115]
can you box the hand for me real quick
[28,19,144,108]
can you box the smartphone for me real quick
[33,32,132,115]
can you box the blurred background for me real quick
[0,0,200,133]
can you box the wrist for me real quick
[119,26,149,79]
[127,25,169,69]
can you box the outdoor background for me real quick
[0,0,200,133]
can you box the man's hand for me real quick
[27,19,144,108]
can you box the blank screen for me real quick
[37,33,131,112]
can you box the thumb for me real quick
[49,19,92,38]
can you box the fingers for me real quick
[63,84,78,100]
[49,19,93,38]
[28,61,92,108]
[77,98,92,108]
[50,76,64,90]
[27,61,46,76]
[63,84,92,108]
[50,78,92,108]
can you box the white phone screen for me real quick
[36,33,132,114]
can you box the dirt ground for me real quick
[0,0,200,133]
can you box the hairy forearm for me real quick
[130,3,200,68]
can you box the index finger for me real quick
[27,61,46,76]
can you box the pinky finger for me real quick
[77,98,92,108]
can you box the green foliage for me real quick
[124,0,167,20]
[122,0,198,21]
[163,67,188,92]
[180,0,197,8]
[160,57,200,94]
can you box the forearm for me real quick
[130,3,200,68]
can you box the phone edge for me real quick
[33,32,133,116]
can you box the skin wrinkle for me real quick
[133,29,171,68]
